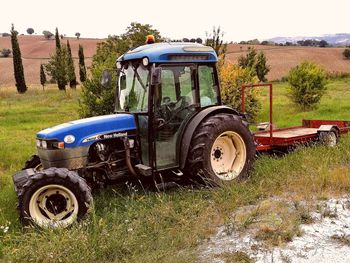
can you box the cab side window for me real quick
[198,65,219,107]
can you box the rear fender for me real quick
[178,106,241,169]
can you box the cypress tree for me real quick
[40,64,46,90]
[55,27,61,50]
[66,40,77,88]
[50,28,66,90]
[10,24,27,93]
[78,44,87,82]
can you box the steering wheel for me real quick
[156,96,198,129]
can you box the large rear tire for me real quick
[18,167,92,228]
[186,114,255,186]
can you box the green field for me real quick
[1,81,350,262]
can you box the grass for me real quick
[1,80,350,262]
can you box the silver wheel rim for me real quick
[210,131,247,181]
[321,132,337,147]
[29,184,79,228]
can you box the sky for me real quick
[1,0,350,42]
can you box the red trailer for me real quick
[241,83,350,152]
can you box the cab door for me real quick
[152,65,198,169]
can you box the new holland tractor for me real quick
[13,38,256,228]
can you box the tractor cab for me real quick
[113,42,222,172]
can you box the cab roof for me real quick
[118,42,218,63]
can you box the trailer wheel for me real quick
[319,130,338,147]
[18,168,92,228]
[23,154,42,171]
[186,113,255,186]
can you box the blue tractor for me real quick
[13,40,255,228]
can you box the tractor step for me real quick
[135,164,152,177]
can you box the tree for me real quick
[255,52,270,82]
[79,22,162,117]
[75,32,81,39]
[122,22,161,47]
[78,44,87,82]
[196,38,203,44]
[0,48,11,57]
[238,47,270,82]
[46,28,67,90]
[11,24,27,93]
[319,40,328,48]
[40,64,47,90]
[343,48,350,59]
[27,28,34,35]
[42,30,53,39]
[219,63,260,121]
[287,61,327,109]
[190,38,196,43]
[55,28,61,50]
[205,26,227,59]
[66,40,77,88]
[45,45,68,90]
[182,38,189,42]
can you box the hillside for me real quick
[1,37,350,85]
[0,35,102,86]
[226,44,350,81]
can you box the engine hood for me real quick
[36,114,136,148]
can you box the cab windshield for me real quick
[117,61,150,112]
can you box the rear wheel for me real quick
[319,130,338,147]
[186,114,255,186]
[18,168,92,228]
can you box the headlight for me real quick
[36,139,41,147]
[41,140,47,149]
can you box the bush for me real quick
[42,30,53,39]
[2,33,10,37]
[219,63,260,121]
[287,61,327,109]
[343,48,350,59]
[0,48,11,57]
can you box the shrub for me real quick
[219,63,260,121]
[287,61,327,109]
[42,30,53,39]
[343,48,350,59]
[0,48,11,57]
[2,33,10,37]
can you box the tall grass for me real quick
[1,81,350,262]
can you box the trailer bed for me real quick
[255,127,318,139]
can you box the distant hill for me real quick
[0,35,102,86]
[268,33,350,46]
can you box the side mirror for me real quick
[151,67,161,86]
[100,70,112,87]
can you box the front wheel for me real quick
[18,168,92,228]
[186,114,256,186]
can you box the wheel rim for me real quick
[326,132,337,147]
[29,184,79,228]
[210,131,247,181]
